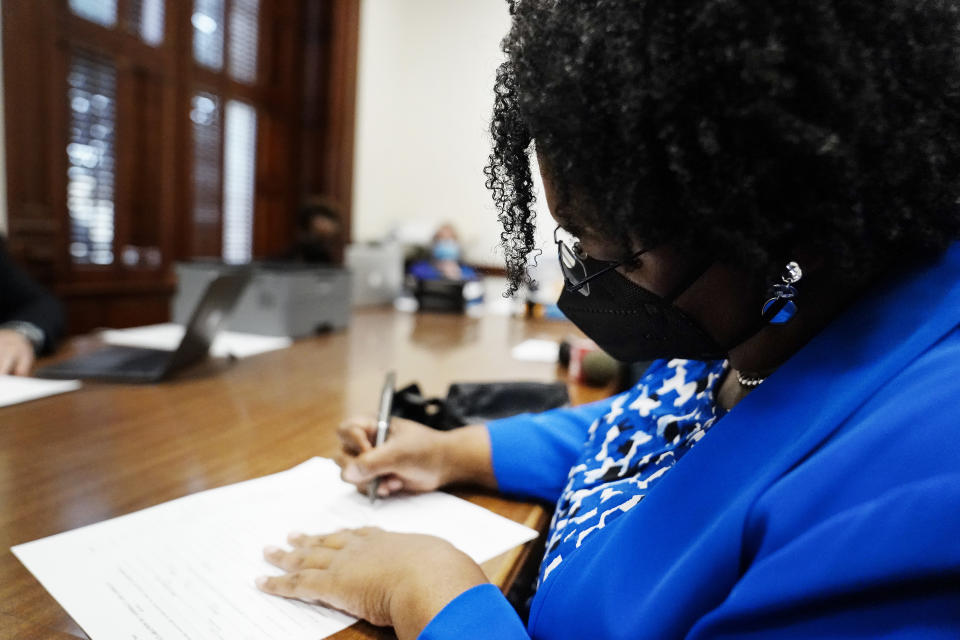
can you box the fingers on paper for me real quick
[255,571,331,601]
[288,530,349,549]
[259,528,385,596]
[287,527,380,548]
[263,546,334,571]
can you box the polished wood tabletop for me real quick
[0,309,608,640]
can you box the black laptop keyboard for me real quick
[38,345,174,380]
[88,346,173,372]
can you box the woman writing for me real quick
[258,0,960,637]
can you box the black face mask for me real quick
[556,257,725,362]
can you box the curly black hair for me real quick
[485,0,960,295]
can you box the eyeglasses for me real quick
[554,225,648,296]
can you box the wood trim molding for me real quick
[297,0,361,265]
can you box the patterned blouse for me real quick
[538,358,728,586]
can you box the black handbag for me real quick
[391,381,570,430]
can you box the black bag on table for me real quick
[391,381,570,430]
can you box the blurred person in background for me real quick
[408,223,480,282]
[278,197,343,264]
[0,238,64,375]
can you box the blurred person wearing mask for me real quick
[408,224,479,282]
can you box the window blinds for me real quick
[66,51,117,266]
[128,0,165,46]
[221,101,257,265]
[70,0,164,46]
[193,0,225,71]
[192,0,261,262]
[69,0,117,28]
[228,0,259,83]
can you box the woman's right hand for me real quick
[336,417,496,498]
[337,416,449,496]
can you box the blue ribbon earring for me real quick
[761,261,802,324]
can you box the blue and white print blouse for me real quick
[538,358,728,585]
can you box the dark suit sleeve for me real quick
[0,239,65,353]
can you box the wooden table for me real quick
[0,309,607,640]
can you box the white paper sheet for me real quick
[100,323,293,359]
[511,338,560,363]
[0,375,81,408]
[12,458,538,640]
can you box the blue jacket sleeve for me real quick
[418,584,529,639]
[486,395,618,503]
[687,474,960,639]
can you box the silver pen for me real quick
[368,371,396,503]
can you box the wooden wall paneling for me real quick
[63,287,172,334]
[172,0,196,263]
[113,7,175,278]
[252,0,301,260]
[113,51,135,280]
[298,0,360,263]
[253,110,292,259]
[126,68,164,261]
[2,1,60,280]
[324,0,360,230]
[46,6,72,286]
[158,3,180,278]
[297,0,326,200]
[116,0,133,38]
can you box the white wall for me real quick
[351,0,552,267]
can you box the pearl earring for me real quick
[761,261,802,324]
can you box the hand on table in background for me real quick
[0,329,35,376]
[257,528,488,639]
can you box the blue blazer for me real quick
[421,244,960,639]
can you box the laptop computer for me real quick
[37,271,251,383]
[410,277,467,313]
[345,242,404,306]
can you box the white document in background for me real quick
[12,458,538,640]
[0,375,81,408]
[511,338,560,363]
[100,322,293,359]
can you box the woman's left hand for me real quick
[256,527,488,639]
